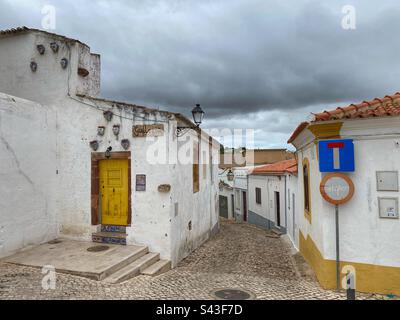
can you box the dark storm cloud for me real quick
[1,0,400,147]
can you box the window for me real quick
[303,158,311,221]
[256,187,262,204]
[193,141,199,193]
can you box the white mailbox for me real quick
[376,171,399,192]
[378,197,399,219]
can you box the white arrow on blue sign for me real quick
[318,139,355,173]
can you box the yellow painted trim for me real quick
[302,158,311,224]
[299,231,400,296]
[308,122,343,140]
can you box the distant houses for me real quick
[219,149,294,223]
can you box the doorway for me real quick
[91,152,132,227]
[219,195,229,218]
[100,159,129,226]
[275,191,281,227]
[242,191,247,222]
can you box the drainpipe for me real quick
[246,172,249,223]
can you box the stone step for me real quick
[92,232,128,246]
[101,225,126,234]
[141,260,171,277]
[271,228,283,237]
[99,245,149,280]
[103,253,160,284]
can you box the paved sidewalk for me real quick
[0,221,374,300]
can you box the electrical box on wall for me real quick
[378,197,399,219]
[376,171,399,192]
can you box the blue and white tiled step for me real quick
[92,225,127,245]
[101,225,126,233]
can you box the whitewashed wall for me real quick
[286,173,298,249]
[171,132,219,266]
[0,93,58,258]
[248,175,268,219]
[248,174,287,230]
[0,31,100,105]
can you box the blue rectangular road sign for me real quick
[318,139,355,172]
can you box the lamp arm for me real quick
[176,125,200,137]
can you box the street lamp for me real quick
[176,104,205,137]
[192,104,205,126]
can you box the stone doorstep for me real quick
[141,260,172,277]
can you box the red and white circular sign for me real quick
[320,173,355,205]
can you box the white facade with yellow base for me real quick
[290,117,400,296]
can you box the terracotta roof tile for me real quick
[288,92,400,145]
[312,92,400,122]
[251,159,297,175]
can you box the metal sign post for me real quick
[320,173,355,292]
[335,204,340,291]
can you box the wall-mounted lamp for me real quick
[103,110,113,122]
[192,104,205,126]
[50,42,59,53]
[90,140,99,151]
[105,146,112,159]
[227,169,234,181]
[60,58,68,69]
[37,44,45,55]
[121,139,130,150]
[176,104,205,137]
[30,61,38,72]
[113,125,120,137]
[97,126,105,136]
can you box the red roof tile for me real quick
[251,159,297,175]
[288,92,400,145]
[312,92,400,122]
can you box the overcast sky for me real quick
[1,0,400,149]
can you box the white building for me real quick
[247,160,298,247]
[232,166,252,222]
[218,165,263,222]
[0,27,220,267]
[288,93,400,295]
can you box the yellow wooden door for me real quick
[100,159,129,226]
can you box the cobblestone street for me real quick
[0,221,374,300]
